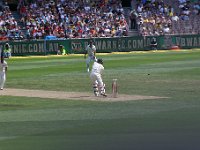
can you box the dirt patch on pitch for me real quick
[0,88,168,102]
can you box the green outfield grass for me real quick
[0,49,200,150]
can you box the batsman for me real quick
[90,58,107,97]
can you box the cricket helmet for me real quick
[97,58,103,64]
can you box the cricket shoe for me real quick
[100,93,107,97]
[94,91,99,97]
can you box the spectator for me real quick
[171,13,179,21]
[129,9,138,29]
[193,2,200,15]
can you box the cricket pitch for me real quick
[0,88,168,102]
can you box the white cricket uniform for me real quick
[86,44,97,65]
[90,62,105,95]
[0,60,8,89]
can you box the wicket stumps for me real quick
[112,79,118,98]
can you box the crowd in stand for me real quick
[0,2,23,41]
[17,0,129,39]
[137,0,175,36]
[0,0,200,41]
[132,0,200,36]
